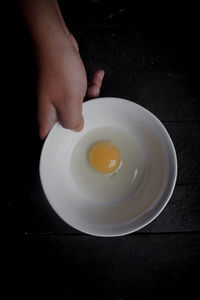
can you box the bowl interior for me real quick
[40,97,177,236]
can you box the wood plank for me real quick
[18,234,200,297]
[75,26,200,122]
[8,8,200,299]
[163,122,200,184]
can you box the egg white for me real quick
[70,127,146,203]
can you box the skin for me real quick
[19,0,104,139]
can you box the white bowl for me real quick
[40,97,177,236]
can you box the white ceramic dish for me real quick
[40,97,177,237]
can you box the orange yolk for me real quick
[89,142,121,174]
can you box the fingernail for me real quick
[74,124,83,132]
[73,119,84,132]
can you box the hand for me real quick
[37,32,104,139]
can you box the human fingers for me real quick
[87,69,105,98]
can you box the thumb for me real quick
[56,96,84,132]
[87,69,105,98]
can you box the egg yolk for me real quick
[89,142,121,174]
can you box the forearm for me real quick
[19,0,70,53]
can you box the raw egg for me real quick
[70,127,146,202]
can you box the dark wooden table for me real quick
[7,1,200,298]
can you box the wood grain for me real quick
[20,234,200,297]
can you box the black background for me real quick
[6,1,200,298]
